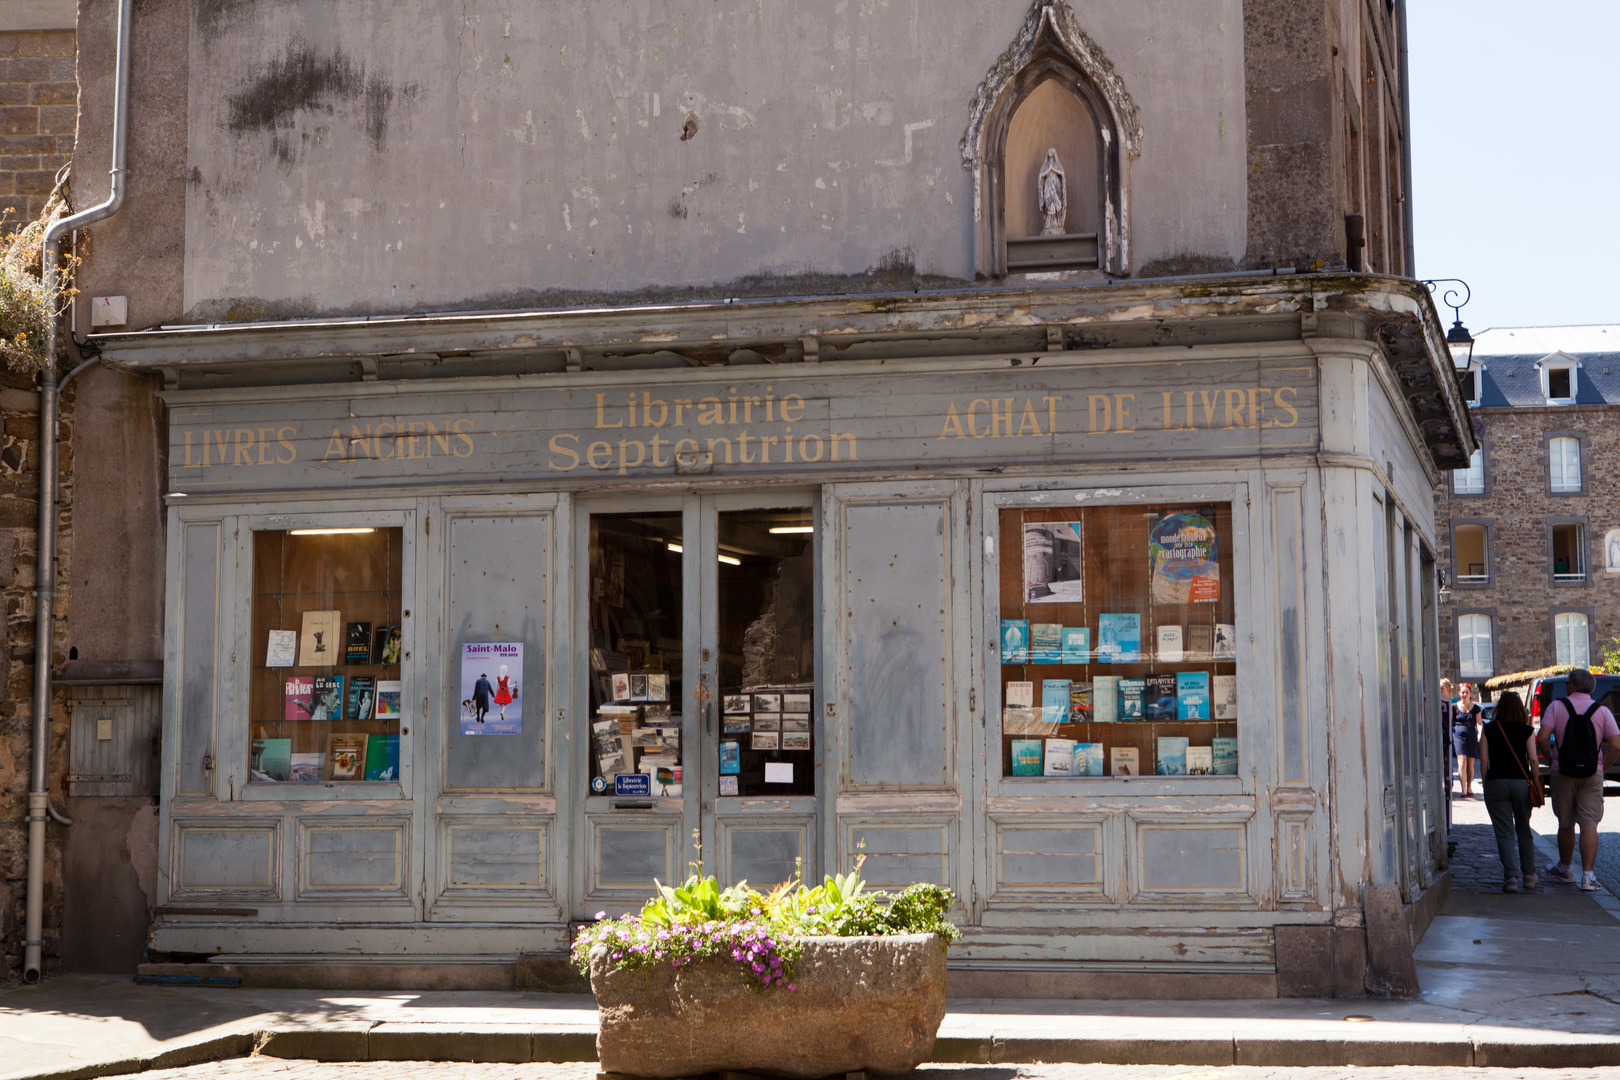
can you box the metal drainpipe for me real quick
[23,0,133,984]
[1396,0,1416,277]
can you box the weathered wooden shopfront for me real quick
[102,275,1470,997]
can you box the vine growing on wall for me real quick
[0,165,78,376]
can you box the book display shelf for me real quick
[248,528,404,784]
[998,505,1238,778]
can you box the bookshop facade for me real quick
[119,279,1470,995]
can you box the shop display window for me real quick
[998,504,1238,778]
[587,514,685,797]
[249,528,405,784]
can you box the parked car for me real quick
[1531,675,1620,783]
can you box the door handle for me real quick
[704,700,713,736]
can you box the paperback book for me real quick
[1156,625,1184,663]
[311,675,344,722]
[1074,742,1104,776]
[326,733,367,781]
[1213,675,1238,720]
[290,753,324,782]
[1119,678,1145,720]
[1023,521,1084,603]
[1041,679,1072,725]
[1187,624,1214,660]
[1156,736,1190,776]
[373,624,402,665]
[1043,737,1077,776]
[1212,736,1238,775]
[363,735,399,781]
[1145,674,1178,723]
[1030,623,1063,664]
[1186,746,1214,775]
[1111,746,1140,776]
[345,622,372,665]
[1061,626,1090,664]
[266,630,297,668]
[251,738,291,782]
[1213,623,1237,660]
[1092,675,1120,722]
[1068,682,1093,722]
[1010,739,1043,776]
[299,609,342,667]
[346,675,376,721]
[1004,680,1034,709]
[1000,619,1030,664]
[284,675,314,722]
[1097,614,1141,662]
[375,680,402,719]
[1176,671,1211,720]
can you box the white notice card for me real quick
[266,630,297,668]
[764,762,794,784]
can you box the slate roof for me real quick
[1465,324,1620,408]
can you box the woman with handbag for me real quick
[1480,691,1543,893]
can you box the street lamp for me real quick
[1424,278,1474,368]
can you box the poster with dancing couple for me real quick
[460,642,523,735]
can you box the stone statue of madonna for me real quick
[1038,148,1067,236]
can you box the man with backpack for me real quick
[1537,668,1620,891]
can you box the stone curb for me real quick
[11,1026,1620,1077]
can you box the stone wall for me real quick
[0,29,74,237]
[0,365,73,979]
[1436,404,1620,686]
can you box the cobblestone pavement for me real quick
[1446,773,1620,898]
[129,1060,1620,1080]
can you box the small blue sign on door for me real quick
[614,773,651,797]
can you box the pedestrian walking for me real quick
[1453,682,1483,798]
[1537,668,1620,892]
[1479,691,1541,892]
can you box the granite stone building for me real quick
[1437,325,1620,685]
[9,0,1472,997]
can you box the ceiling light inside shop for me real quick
[768,526,814,534]
[717,554,741,566]
[289,527,378,536]
[667,543,684,553]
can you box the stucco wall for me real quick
[173,0,1246,320]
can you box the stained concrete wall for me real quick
[76,0,1244,321]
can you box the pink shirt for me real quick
[1541,693,1620,772]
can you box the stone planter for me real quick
[591,932,947,1078]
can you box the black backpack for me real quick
[1557,698,1603,779]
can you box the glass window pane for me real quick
[249,528,404,784]
[716,508,816,797]
[998,503,1237,779]
[1455,449,1483,494]
[1551,438,1581,492]
[1555,613,1590,667]
[1458,614,1491,678]
[587,514,683,797]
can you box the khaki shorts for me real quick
[1552,772,1605,829]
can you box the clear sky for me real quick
[1407,1,1620,333]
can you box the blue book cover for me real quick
[1010,739,1043,776]
[1030,623,1063,663]
[1119,678,1145,720]
[1145,674,1178,722]
[1075,742,1104,776]
[1000,619,1030,664]
[719,741,740,775]
[1097,614,1141,662]
[1177,671,1211,720]
[1156,736,1189,776]
[1061,626,1090,664]
[1212,736,1238,775]
[1092,676,1120,722]
[1041,679,1071,725]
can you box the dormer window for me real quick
[1459,364,1482,407]
[1539,353,1579,404]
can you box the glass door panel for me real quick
[715,508,816,797]
[587,513,685,796]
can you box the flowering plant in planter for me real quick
[570,842,959,993]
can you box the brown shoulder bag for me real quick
[1504,727,1545,808]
